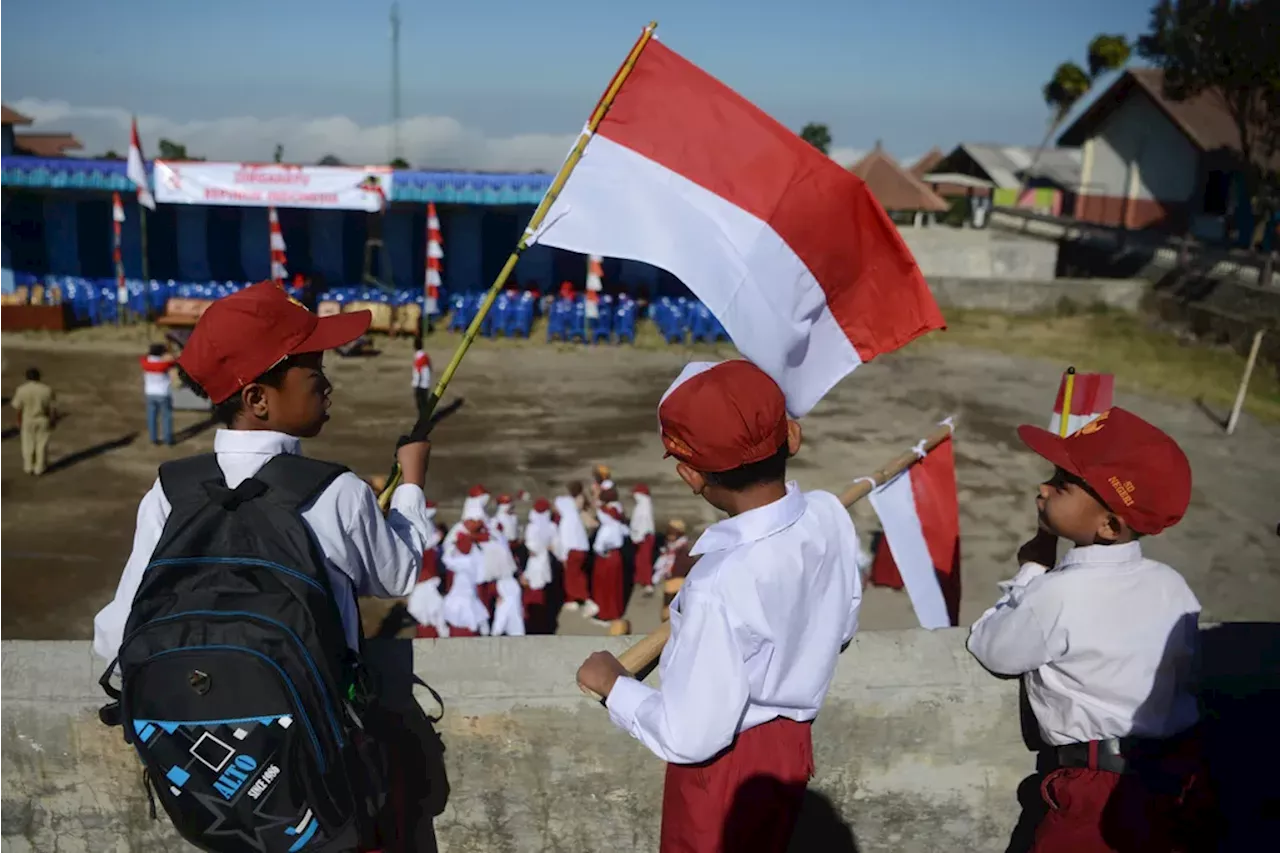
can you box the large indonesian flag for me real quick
[534,38,944,416]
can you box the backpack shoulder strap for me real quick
[157,454,225,509]
[253,454,350,511]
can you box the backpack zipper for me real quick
[146,556,326,595]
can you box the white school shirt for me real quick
[966,541,1201,746]
[412,350,432,390]
[523,509,557,590]
[554,495,590,554]
[630,493,655,544]
[442,547,490,634]
[141,355,174,398]
[92,429,433,660]
[493,505,520,542]
[491,576,526,636]
[607,483,863,764]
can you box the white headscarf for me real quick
[462,494,489,522]
[524,507,558,590]
[406,577,449,637]
[630,493,655,543]
[490,576,526,637]
[554,494,590,554]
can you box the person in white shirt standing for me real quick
[577,360,862,853]
[630,483,657,593]
[967,407,1212,853]
[140,343,176,446]
[522,497,558,633]
[555,483,595,616]
[411,335,431,420]
[94,282,433,662]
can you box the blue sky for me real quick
[2,0,1154,169]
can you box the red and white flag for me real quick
[585,255,604,319]
[127,117,155,211]
[425,202,443,314]
[112,192,127,305]
[1049,372,1114,436]
[268,206,288,284]
[867,433,961,629]
[534,34,944,416]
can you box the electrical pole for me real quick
[390,1,402,164]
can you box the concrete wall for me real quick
[6,626,1277,853]
[898,227,1059,281]
[926,276,1148,315]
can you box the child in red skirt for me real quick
[577,360,864,853]
[630,484,657,593]
[521,498,557,633]
[590,482,628,624]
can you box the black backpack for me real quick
[99,453,386,853]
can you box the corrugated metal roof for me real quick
[953,143,1081,189]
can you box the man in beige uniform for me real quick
[10,367,56,476]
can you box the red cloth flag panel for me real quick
[866,436,961,629]
[534,38,944,417]
[1048,372,1115,436]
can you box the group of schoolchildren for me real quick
[91,283,1217,852]
[404,472,688,638]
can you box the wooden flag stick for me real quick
[581,420,957,700]
[377,21,659,513]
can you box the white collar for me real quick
[1057,540,1143,571]
[690,482,806,556]
[213,429,302,457]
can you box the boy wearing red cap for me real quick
[577,360,863,853]
[93,282,434,661]
[967,408,1208,853]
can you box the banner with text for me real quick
[153,162,393,212]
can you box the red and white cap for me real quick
[658,361,788,473]
[497,494,513,505]
[532,497,551,513]
[632,483,650,495]
[1018,407,1191,535]
[468,484,488,499]
[179,282,371,404]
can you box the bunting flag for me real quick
[268,206,288,285]
[867,433,961,629]
[1049,371,1115,436]
[127,117,155,210]
[112,192,127,306]
[425,202,443,315]
[534,37,944,417]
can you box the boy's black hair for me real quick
[703,442,789,491]
[177,359,294,426]
[25,367,40,381]
[148,343,167,357]
[413,335,424,350]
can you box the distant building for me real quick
[849,143,948,226]
[1,104,81,157]
[924,143,1081,215]
[1057,68,1276,239]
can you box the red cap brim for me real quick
[1017,425,1079,476]
[291,310,372,355]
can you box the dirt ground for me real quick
[3,326,1278,643]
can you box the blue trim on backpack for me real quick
[140,644,326,773]
[138,609,345,748]
[288,819,319,851]
[146,557,326,594]
[135,715,286,729]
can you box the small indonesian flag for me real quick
[112,192,125,224]
[425,202,443,314]
[1049,372,1114,436]
[268,206,288,284]
[127,117,156,211]
[534,34,944,416]
[586,255,604,292]
[867,434,961,629]
[112,191,127,305]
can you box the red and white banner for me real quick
[153,162,393,212]
[867,434,961,629]
[1049,372,1114,436]
[533,36,944,416]
[425,202,442,314]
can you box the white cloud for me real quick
[828,146,865,168]
[9,98,577,172]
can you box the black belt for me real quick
[1049,731,1191,775]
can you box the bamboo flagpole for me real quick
[377,21,660,513]
[581,420,957,701]
[1058,366,1076,439]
